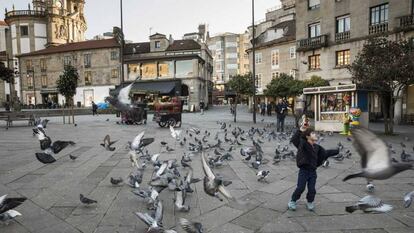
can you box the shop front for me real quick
[303,84,369,132]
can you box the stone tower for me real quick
[46,0,87,46]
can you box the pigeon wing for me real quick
[103,135,110,146]
[131,131,145,150]
[179,218,195,232]
[4,210,22,218]
[35,152,56,164]
[135,212,154,227]
[201,152,215,180]
[0,197,26,214]
[352,127,390,170]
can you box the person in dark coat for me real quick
[260,102,266,116]
[287,123,338,211]
[275,99,288,132]
[267,102,272,116]
[92,101,98,116]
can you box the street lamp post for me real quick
[120,0,125,83]
[252,0,257,123]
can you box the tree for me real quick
[0,63,16,107]
[348,37,414,134]
[302,75,330,113]
[57,65,79,124]
[264,73,303,98]
[227,73,254,122]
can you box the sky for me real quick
[1,0,280,42]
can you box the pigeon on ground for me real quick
[69,154,78,160]
[257,170,270,182]
[166,146,174,152]
[110,177,123,185]
[179,218,203,233]
[100,135,118,151]
[345,195,392,213]
[79,194,97,205]
[183,167,201,193]
[343,127,413,182]
[0,194,26,223]
[201,152,234,202]
[403,191,414,208]
[160,141,168,146]
[366,182,375,193]
[401,150,413,162]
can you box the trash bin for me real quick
[77,101,81,107]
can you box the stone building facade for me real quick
[17,38,120,107]
[3,0,87,103]
[247,0,297,104]
[123,33,213,111]
[295,0,414,122]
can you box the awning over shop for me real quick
[40,88,59,94]
[110,80,181,97]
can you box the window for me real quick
[27,75,33,88]
[255,53,262,64]
[308,54,320,70]
[41,75,47,87]
[84,54,91,68]
[370,4,388,25]
[308,0,320,10]
[155,41,161,48]
[110,51,118,60]
[142,63,157,79]
[244,53,249,59]
[158,61,174,77]
[272,72,279,79]
[63,56,72,67]
[336,15,350,33]
[111,69,119,79]
[40,59,46,72]
[20,26,28,36]
[255,74,262,88]
[176,60,194,78]
[84,71,92,85]
[25,60,33,71]
[271,50,279,69]
[289,47,296,59]
[336,50,350,67]
[308,23,321,38]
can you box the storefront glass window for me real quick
[142,63,157,79]
[158,61,174,78]
[128,64,140,81]
[176,60,194,78]
[320,92,348,113]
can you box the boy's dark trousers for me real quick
[291,168,317,203]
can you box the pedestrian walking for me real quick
[267,102,272,116]
[260,102,266,116]
[92,101,98,116]
[275,99,288,132]
[199,100,205,115]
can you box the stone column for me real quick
[394,88,403,124]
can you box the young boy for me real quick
[288,124,337,211]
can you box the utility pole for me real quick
[252,0,257,124]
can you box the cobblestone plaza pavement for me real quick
[1,106,414,233]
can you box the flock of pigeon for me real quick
[1,115,414,232]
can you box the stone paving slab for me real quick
[0,106,414,232]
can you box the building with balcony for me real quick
[3,0,87,104]
[122,33,213,110]
[245,0,296,104]
[17,38,120,107]
[295,0,414,123]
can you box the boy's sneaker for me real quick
[288,201,296,211]
[306,202,315,211]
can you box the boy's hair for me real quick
[302,127,315,137]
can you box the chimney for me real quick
[169,34,174,44]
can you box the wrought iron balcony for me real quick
[297,35,328,52]
[335,31,350,42]
[369,22,388,35]
[400,14,414,28]
[5,10,46,19]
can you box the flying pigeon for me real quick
[343,127,413,182]
[345,195,392,213]
[79,194,97,205]
[0,194,26,223]
[135,200,177,233]
[201,152,234,201]
[403,190,414,208]
[100,135,118,151]
[174,189,190,212]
